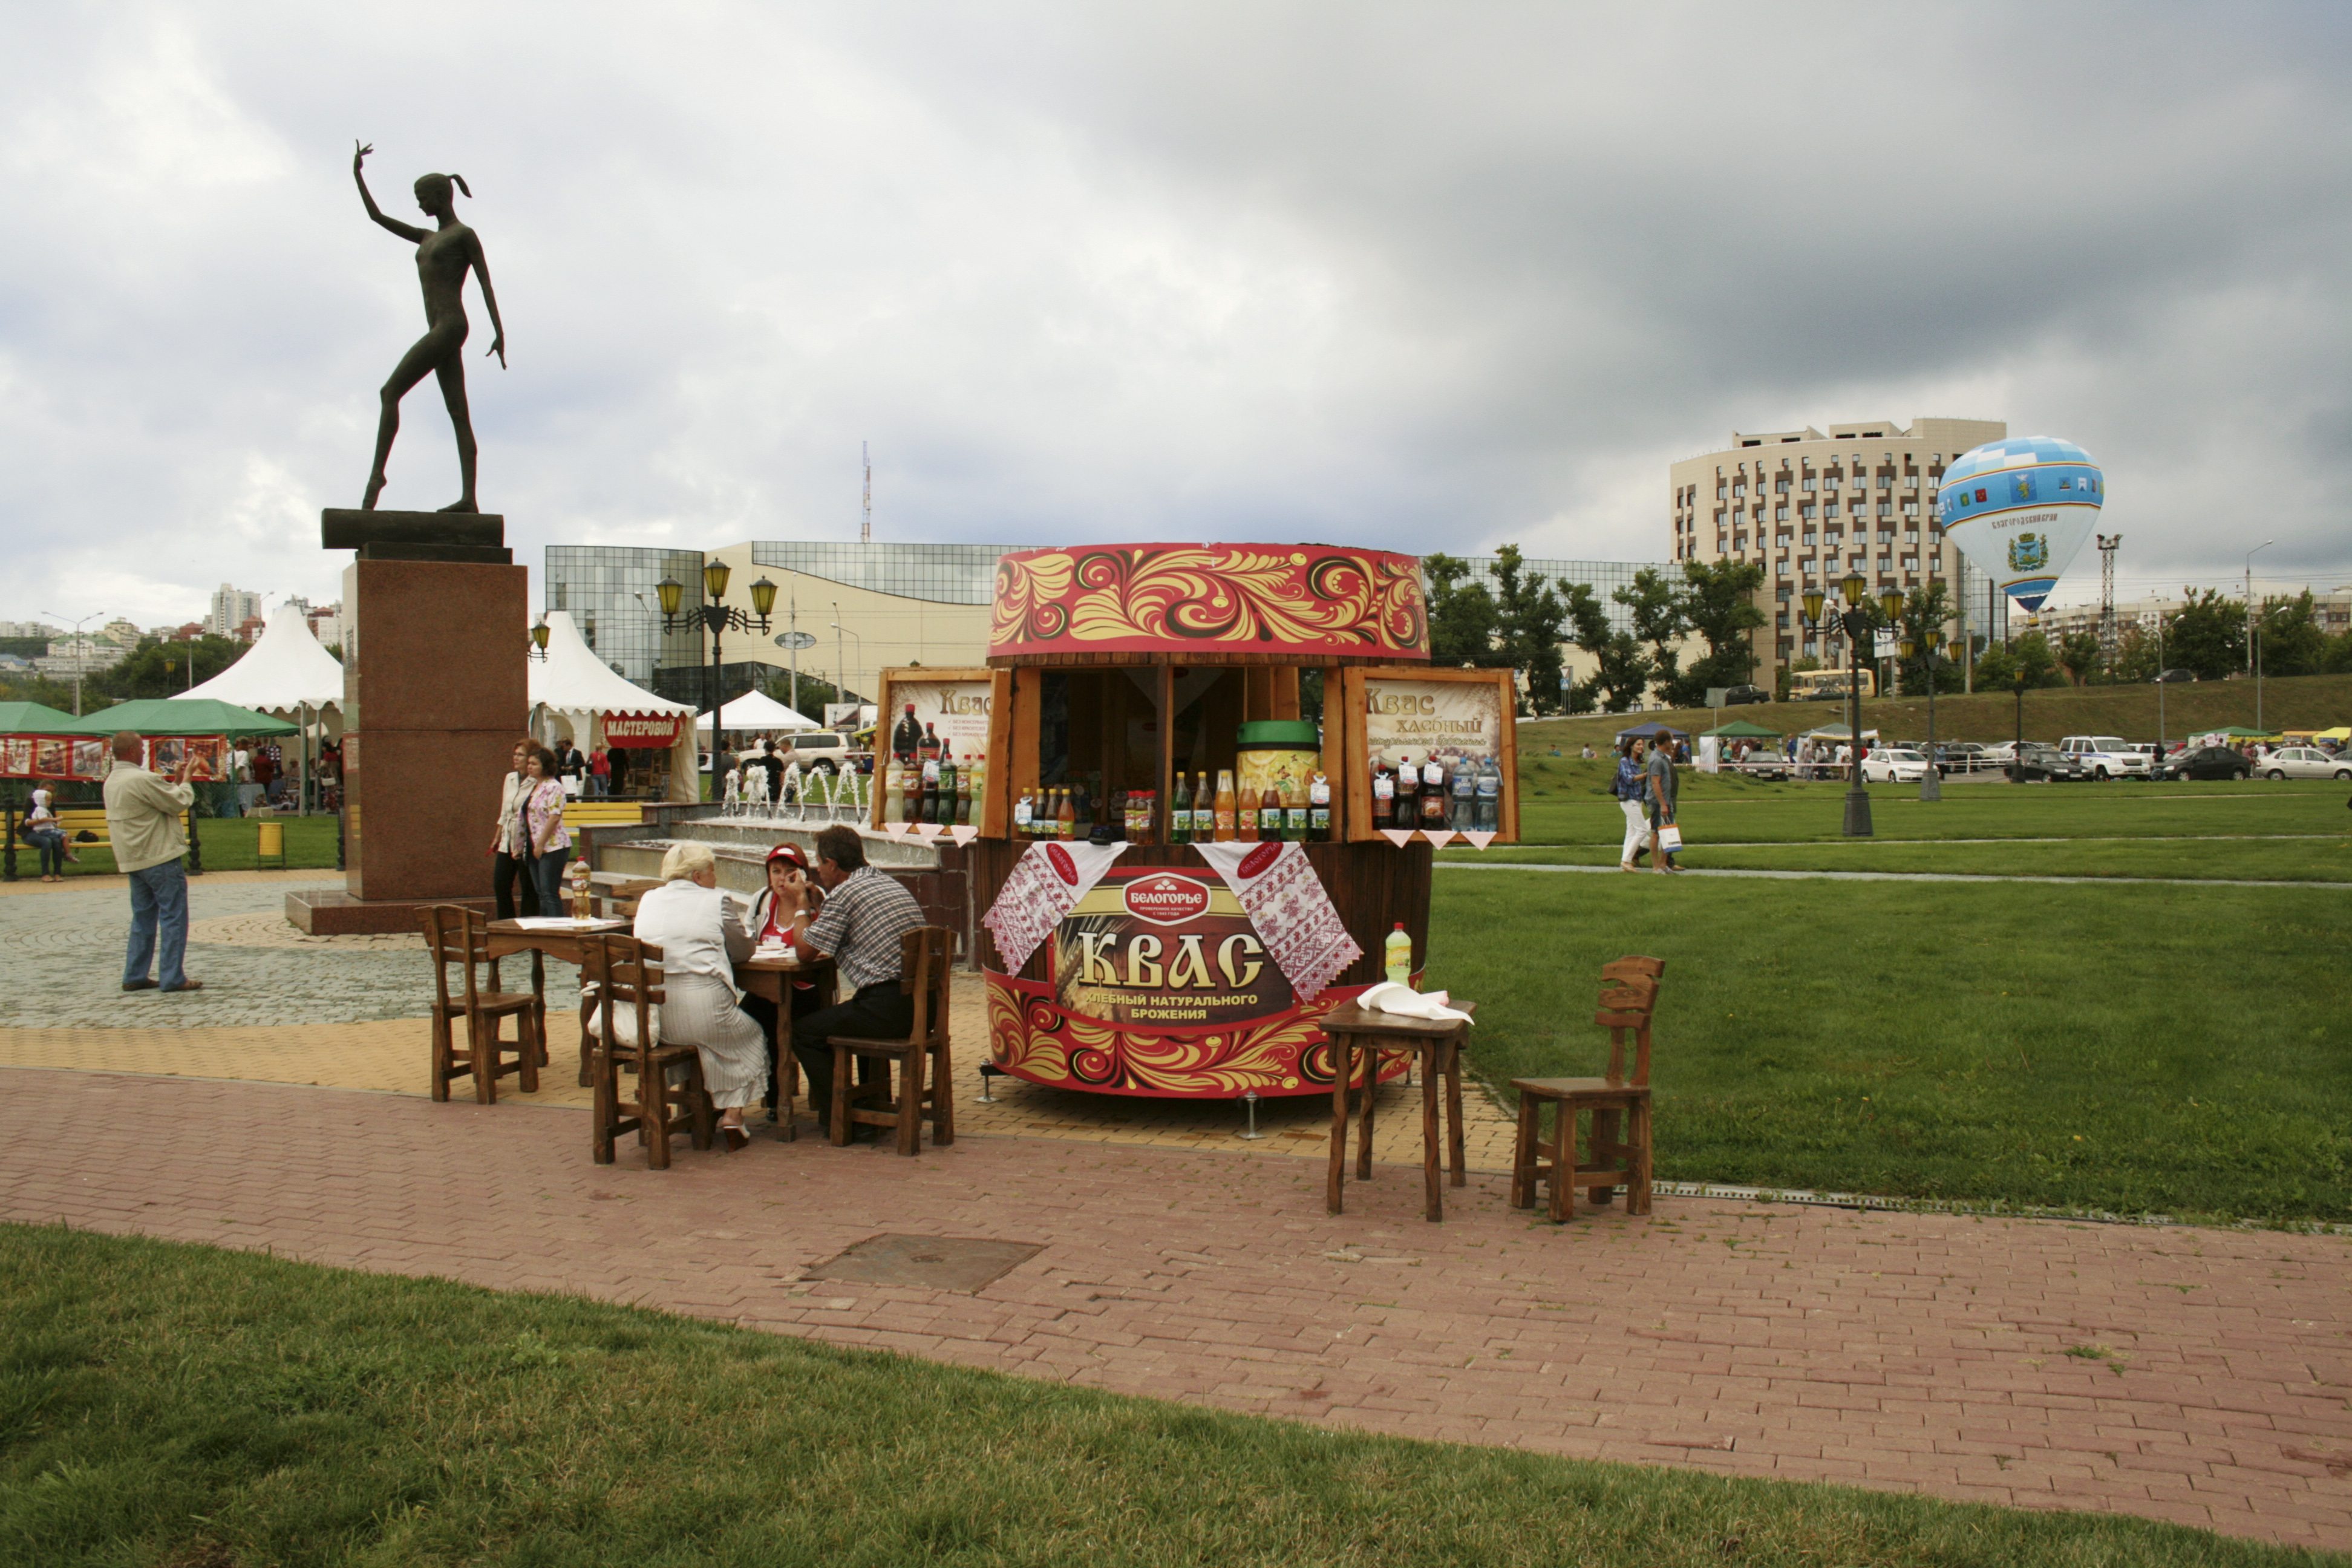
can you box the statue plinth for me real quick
[287,510,526,935]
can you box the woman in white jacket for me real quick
[488,737,541,920]
[631,841,769,1149]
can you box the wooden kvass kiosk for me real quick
[868,543,1517,1101]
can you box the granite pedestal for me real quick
[287,520,526,935]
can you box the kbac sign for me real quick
[1054,869,1290,1029]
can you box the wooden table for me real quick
[1322,999,1474,1222]
[485,918,629,1085]
[734,952,838,1137]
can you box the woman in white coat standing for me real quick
[631,841,770,1149]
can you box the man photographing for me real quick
[103,730,203,993]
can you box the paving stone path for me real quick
[4,1068,2349,1552]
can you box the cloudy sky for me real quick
[3,2,2347,630]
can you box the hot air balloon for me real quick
[1937,436,2104,615]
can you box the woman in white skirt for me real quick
[632,841,770,1149]
[1613,737,1653,872]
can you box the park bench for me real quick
[560,800,651,831]
[44,806,190,854]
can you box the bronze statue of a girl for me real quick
[351,142,506,512]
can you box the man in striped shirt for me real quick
[787,824,926,1136]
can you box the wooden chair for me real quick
[581,934,714,1169]
[826,926,955,1155]
[1509,956,1665,1222]
[421,905,543,1105]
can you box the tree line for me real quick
[1422,549,1766,714]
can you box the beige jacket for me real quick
[492,770,529,855]
[102,763,195,874]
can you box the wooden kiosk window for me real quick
[868,667,1013,837]
[1339,665,1520,843]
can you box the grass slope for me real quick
[2,1226,2334,1568]
[36,815,340,878]
[1518,670,2352,754]
[1427,873,2352,1222]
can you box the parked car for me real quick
[1934,741,1990,774]
[2057,735,2151,780]
[2259,746,2352,782]
[784,731,857,775]
[1720,684,1771,707]
[2123,742,2181,780]
[1732,750,1790,780]
[1860,747,1932,784]
[2172,745,2252,782]
[2152,668,2198,683]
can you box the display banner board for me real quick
[1340,667,1518,842]
[986,861,1387,1098]
[145,737,225,780]
[602,714,682,749]
[871,667,1013,836]
[2,736,117,780]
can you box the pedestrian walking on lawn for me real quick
[1614,737,1653,872]
[1644,734,1682,874]
[103,730,203,992]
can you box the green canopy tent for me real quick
[56,699,296,738]
[1699,718,1783,739]
[0,701,80,734]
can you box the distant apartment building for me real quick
[2038,587,2352,645]
[37,636,129,677]
[0,620,58,640]
[209,583,264,638]
[1668,417,2010,683]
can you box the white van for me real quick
[2056,736,2149,780]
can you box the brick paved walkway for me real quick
[5,1068,2347,1551]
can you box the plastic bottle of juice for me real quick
[1308,771,1331,841]
[884,762,906,823]
[965,751,985,824]
[1256,783,1281,841]
[1169,772,1192,844]
[1371,757,1394,828]
[939,757,958,823]
[1419,754,1449,829]
[1281,774,1307,841]
[1383,923,1412,985]
[1013,787,1033,837]
[1056,787,1076,840]
[1393,754,1417,824]
[1213,769,1238,841]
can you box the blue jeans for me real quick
[30,828,68,877]
[528,848,569,915]
[125,858,189,989]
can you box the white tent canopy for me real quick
[529,610,693,728]
[696,689,820,733]
[177,603,345,714]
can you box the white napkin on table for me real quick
[1353,981,1473,1024]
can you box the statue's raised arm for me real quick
[351,141,505,512]
[353,142,428,244]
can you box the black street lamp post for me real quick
[656,563,778,777]
[1801,573,1896,837]
[1901,633,1968,802]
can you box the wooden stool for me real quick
[421,906,543,1105]
[581,935,714,1169]
[1511,956,1663,1222]
[1321,1000,1475,1222]
[827,927,955,1155]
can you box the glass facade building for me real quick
[748,541,1013,606]
[544,544,715,701]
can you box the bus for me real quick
[1789,668,1875,702]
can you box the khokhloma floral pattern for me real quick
[990,544,1428,661]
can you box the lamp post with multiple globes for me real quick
[655,562,778,777]
[1800,573,1900,836]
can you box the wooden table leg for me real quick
[1420,1044,1443,1221]
[530,949,552,1069]
[1355,1039,1376,1181]
[1325,1035,1350,1215]
[1443,1036,1466,1188]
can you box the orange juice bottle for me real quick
[1056,786,1076,840]
[1212,769,1238,841]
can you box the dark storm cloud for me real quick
[1,2,2345,627]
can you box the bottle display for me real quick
[1308,771,1331,841]
[1212,769,1238,842]
[1383,923,1413,985]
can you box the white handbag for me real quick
[1656,823,1684,853]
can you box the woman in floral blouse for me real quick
[518,742,572,915]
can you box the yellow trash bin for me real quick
[256,818,286,870]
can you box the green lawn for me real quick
[2,1226,2331,1568]
[30,815,340,878]
[1427,873,2352,1223]
[1454,838,2352,882]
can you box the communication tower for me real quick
[2095,533,2122,671]
[861,441,872,544]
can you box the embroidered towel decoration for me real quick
[1353,980,1474,1025]
[981,839,1129,973]
[1192,839,1364,1002]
